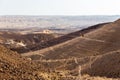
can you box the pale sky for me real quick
[0,0,120,15]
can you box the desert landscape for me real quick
[0,16,120,80]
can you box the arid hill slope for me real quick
[0,45,46,80]
[0,31,57,53]
[83,50,120,78]
[1,45,114,80]
[23,19,120,60]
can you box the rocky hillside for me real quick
[20,23,108,53]
[1,45,117,80]
[23,19,120,60]
[0,45,47,79]
[0,31,57,53]
[86,50,120,78]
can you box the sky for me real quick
[0,0,120,15]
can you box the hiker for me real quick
[80,33,84,37]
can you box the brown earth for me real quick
[1,45,117,80]
[85,50,120,78]
[1,19,120,80]
[23,19,120,60]
[22,19,120,79]
[0,45,46,80]
[0,31,57,53]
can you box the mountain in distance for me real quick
[0,15,120,30]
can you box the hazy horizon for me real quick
[0,15,120,30]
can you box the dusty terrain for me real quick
[0,18,120,80]
[22,19,120,79]
[1,44,119,80]
[0,31,58,53]
[0,45,45,79]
